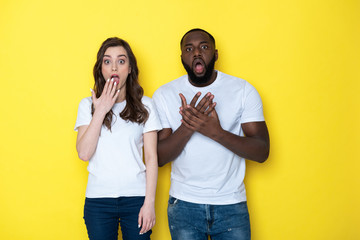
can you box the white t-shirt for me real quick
[74,96,162,198]
[153,71,265,205]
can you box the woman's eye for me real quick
[104,59,110,64]
[118,59,125,64]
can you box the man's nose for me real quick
[194,47,202,57]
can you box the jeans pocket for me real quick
[168,196,179,206]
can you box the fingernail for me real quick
[90,88,93,92]
[138,224,141,228]
[111,78,114,82]
[114,81,117,85]
[139,233,144,235]
[107,78,110,82]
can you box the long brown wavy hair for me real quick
[92,37,148,130]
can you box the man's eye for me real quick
[186,47,192,52]
[201,45,208,49]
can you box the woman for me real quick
[74,37,161,240]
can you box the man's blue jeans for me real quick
[167,196,251,240]
[84,197,151,240]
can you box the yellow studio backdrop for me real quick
[0,0,359,239]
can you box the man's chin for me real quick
[190,75,210,85]
[182,60,213,85]
[193,71,206,78]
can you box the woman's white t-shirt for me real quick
[74,96,162,198]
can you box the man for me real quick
[152,28,270,240]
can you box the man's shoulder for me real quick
[216,71,251,91]
[218,71,246,83]
[215,71,260,100]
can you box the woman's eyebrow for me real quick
[103,54,127,58]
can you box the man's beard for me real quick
[182,54,216,85]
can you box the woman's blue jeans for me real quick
[84,197,151,240]
[167,196,251,240]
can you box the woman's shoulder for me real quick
[80,96,92,103]
[78,96,92,107]
[141,96,157,112]
[141,95,152,104]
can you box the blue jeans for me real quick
[167,196,250,240]
[84,197,151,240]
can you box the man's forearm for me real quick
[213,128,270,163]
[158,125,194,166]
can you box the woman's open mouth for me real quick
[111,74,120,85]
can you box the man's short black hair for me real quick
[180,28,216,48]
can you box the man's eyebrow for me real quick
[183,41,209,47]
[183,43,193,47]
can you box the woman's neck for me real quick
[115,87,126,103]
[115,90,126,103]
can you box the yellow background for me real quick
[1,0,359,239]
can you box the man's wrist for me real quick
[179,123,195,136]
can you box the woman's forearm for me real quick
[76,111,105,161]
[143,131,159,204]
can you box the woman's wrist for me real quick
[93,108,108,119]
[143,197,155,206]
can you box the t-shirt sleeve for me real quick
[152,90,171,129]
[240,83,265,123]
[143,97,162,133]
[74,97,92,131]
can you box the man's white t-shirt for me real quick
[153,71,265,205]
[74,96,162,198]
